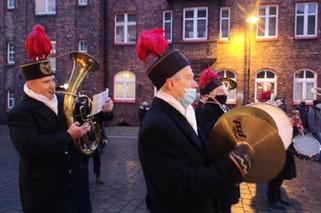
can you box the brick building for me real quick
[1,0,321,125]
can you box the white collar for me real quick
[24,83,58,115]
[156,90,198,135]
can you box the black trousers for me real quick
[92,150,101,177]
[267,176,284,203]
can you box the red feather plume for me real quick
[198,67,219,88]
[259,90,272,102]
[25,24,52,61]
[136,28,168,64]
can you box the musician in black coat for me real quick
[197,71,239,213]
[137,38,253,212]
[8,25,95,213]
[266,99,297,210]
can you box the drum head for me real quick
[293,134,321,158]
[248,103,293,149]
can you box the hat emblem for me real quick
[39,62,52,75]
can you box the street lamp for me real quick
[244,16,258,103]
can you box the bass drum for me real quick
[293,134,321,159]
[248,103,293,149]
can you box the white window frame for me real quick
[7,42,15,64]
[115,13,136,44]
[295,2,318,38]
[255,70,277,102]
[78,0,88,6]
[51,40,56,54]
[35,0,56,15]
[183,7,208,40]
[114,71,136,101]
[49,57,56,72]
[163,10,173,42]
[7,91,15,110]
[7,0,15,9]
[78,40,88,53]
[257,5,278,39]
[219,7,230,40]
[218,70,237,104]
[293,69,317,103]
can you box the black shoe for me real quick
[279,199,290,206]
[268,202,286,210]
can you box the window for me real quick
[257,5,278,38]
[163,10,173,42]
[220,7,230,40]
[79,40,88,52]
[7,42,15,64]
[115,13,136,44]
[255,70,277,101]
[78,0,88,6]
[49,57,56,72]
[49,40,56,72]
[51,40,56,54]
[7,91,15,109]
[7,0,15,9]
[183,7,208,40]
[114,71,136,101]
[79,90,87,96]
[293,69,316,102]
[295,2,318,37]
[35,0,56,15]
[218,70,236,103]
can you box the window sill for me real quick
[113,99,136,104]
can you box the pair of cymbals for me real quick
[209,105,286,182]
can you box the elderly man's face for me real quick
[173,66,198,99]
[27,75,56,100]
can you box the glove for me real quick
[229,142,254,176]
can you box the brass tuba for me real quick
[63,51,101,156]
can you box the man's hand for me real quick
[102,97,113,113]
[229,142,254,176]
[67,122,91,140]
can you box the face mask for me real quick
[215,95,227,105]
[316,103,321,110]
[180,88,197,108]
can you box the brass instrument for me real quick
[63,51,101,156]
[311,87,321,96]
[209,104,291,182]
[220,77,237,91]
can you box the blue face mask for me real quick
[180,88,197,108]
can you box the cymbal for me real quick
[209,107,285,182]
[227,106,277,130]
[248,103,293,149]
[220,77,237,91]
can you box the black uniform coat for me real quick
[197,99,225,139]
[8,94,92,213]
[197,99,240,211]
[138,97,242,213]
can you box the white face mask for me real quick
[316,103,321,110]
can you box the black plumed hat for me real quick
[136,28,190,90]
[21,24,54,81]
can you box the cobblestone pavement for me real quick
[0,125,320,213]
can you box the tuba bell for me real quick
[220,77,237,91]
[63,51,101,156]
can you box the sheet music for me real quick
[89,88,109,116]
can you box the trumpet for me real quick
[220,77,237,91]
[311,87,321,96]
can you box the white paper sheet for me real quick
[89,88,109,116]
